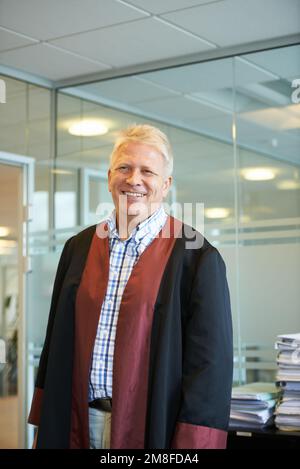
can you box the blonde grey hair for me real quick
[109,124,173,177]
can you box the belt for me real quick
[89,398,112,413]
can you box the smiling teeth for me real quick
[123,192,145,197]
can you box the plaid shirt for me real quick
[88,206,168,401]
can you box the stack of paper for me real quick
[275,333,300,431]
[229,382,280,429]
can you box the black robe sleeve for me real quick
[28,236,74,426]
[171,246,233,448]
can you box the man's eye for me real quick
[143,170,153,175]
[118,166,128,171]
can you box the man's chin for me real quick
[127,201,145,215]
[117,198,160,220]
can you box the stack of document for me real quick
[230,382,280,429]
[275,333,300,431]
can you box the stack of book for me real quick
[229,382,280,430]
[275,333,300,431]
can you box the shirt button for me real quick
[102,330,108,338]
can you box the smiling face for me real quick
[108,141,172,228]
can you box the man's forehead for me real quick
[114,145,163,163]
[118,141,158,155]
[112,155,160,171]
[116,150,155,160]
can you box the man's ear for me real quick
[163,175,172,198]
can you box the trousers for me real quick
[88,406,111,449]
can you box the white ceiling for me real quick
[0,0,299,83]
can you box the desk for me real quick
[228,426,300,449]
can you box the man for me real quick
[28,124,233,449]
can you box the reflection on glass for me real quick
[235,46,300,384]
[60,45,300,387]
[54,168,78,229]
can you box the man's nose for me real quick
[126,169,142,185]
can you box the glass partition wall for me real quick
[235,46,300,383]
[60,44,300,385]
[1,43,299,446]
[0,76,50,448]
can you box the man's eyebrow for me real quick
[142,166,159,175]
[141,165,153,170]
[114,161,158,174]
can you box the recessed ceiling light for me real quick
[68,120,108,137]
[241,167,276,181]
[205,208,230,219]
[277,180,300,190]
[0,226,10,237]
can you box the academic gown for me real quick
[28,216,233,449]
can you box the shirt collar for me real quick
[135,205,167,243]
[106,210,118,238]
[106,205,167,244]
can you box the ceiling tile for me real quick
[0,0,147,41]
[0,43,111,80]
[0,27,38,52]
[50,17,215,67]
[161,0,300,47]
[122,0,218,15]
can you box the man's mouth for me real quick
[121,191,146,198]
